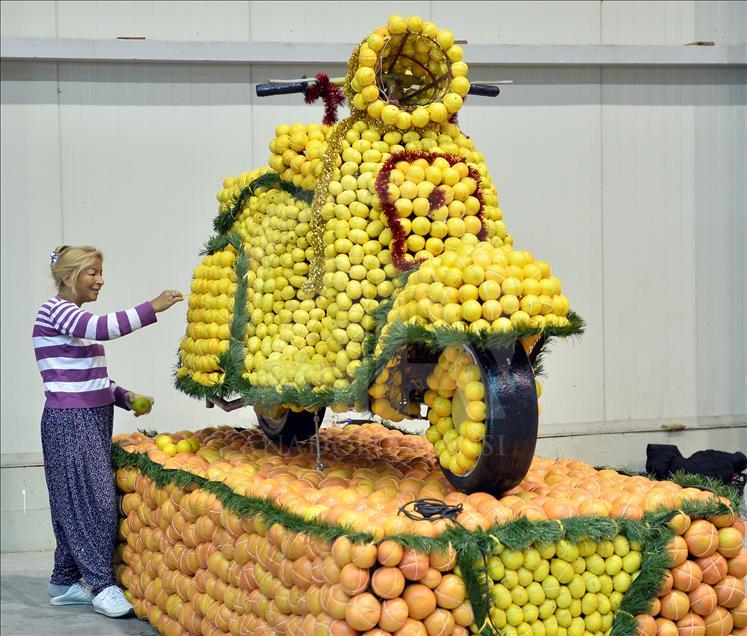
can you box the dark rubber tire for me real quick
[255,406,325,447]
[439,342,538,496]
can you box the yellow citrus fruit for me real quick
[461,300,482,323]
[132,396,151,415]
[479,280,501,301]
[175,439,193,454]
[155,434,173,450]
[466,401,486,421]
[464,381,485,401]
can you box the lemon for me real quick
[444,93,463,113]
[358,48,377,67]
[461,299,482,323]
[162,443,177,457]
[463,381,485,401]
[465,400,485,421]
[387,14,407,34]
[446,45,464,62]
[381,105,400,125]
[436,29,454,49]
[450,76,471,96]
[460,421,485,442]
[368,33,385,52]
[411,107,430,127]
[155,434,173,450]
[428,102,449,123]
[175,439,193,454]
[406,15,423,32]
[132,396,151,415]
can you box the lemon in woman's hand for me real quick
[132,396,151,415]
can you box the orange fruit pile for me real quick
[634,515,746,636]
[113,425,745,636]
[115,424,735,536]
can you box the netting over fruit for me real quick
[174,14,583,412]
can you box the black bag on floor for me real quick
[646,444,747,485]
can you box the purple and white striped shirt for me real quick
[32,296,157,409]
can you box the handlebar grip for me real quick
[256,81,309,97]
[468,83,501,97]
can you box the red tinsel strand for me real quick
[427,188,446,210]
[374,159,413,271]
[304,72,345,126]
[375,150,488,271]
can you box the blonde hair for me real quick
[51,245,103,294]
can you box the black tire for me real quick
[255,406,325,447]
[439,342,538,496]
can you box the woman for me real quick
[33,245,182,618]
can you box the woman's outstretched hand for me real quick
[125,392,154,417]
[151,289,184,313]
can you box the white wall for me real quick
[2,1,746,550]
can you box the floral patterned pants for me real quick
[41,405,117,595]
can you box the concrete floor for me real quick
[0,551,157,636]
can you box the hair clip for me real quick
[50,250,59,264]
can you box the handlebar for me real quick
[255,80,311,97]
[255,81,501,98]
[467,83,501,97]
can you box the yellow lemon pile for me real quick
[384,155,485,266]
[383,241,571,336]
[267,122,330,190]
[180,248,236,385]
[424,346,487,475]
[179,116,514,393]
[485,536,641,634]
[177,14,575,406]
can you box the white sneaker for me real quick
[92,585,133,618]
[50,582,93,605]
[48,583,71,598]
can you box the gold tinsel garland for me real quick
[301,115,356,294]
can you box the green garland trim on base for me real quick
[668,470,743,512]
[213,172,314,236]
[113,443,735,636]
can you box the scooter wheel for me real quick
[438,342,538,496]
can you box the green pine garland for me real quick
[222,236,251,388]
[668,470,743,512]
[212,172,314,236]
[112,443,735,636]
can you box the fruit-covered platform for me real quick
[113,424,746,636]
